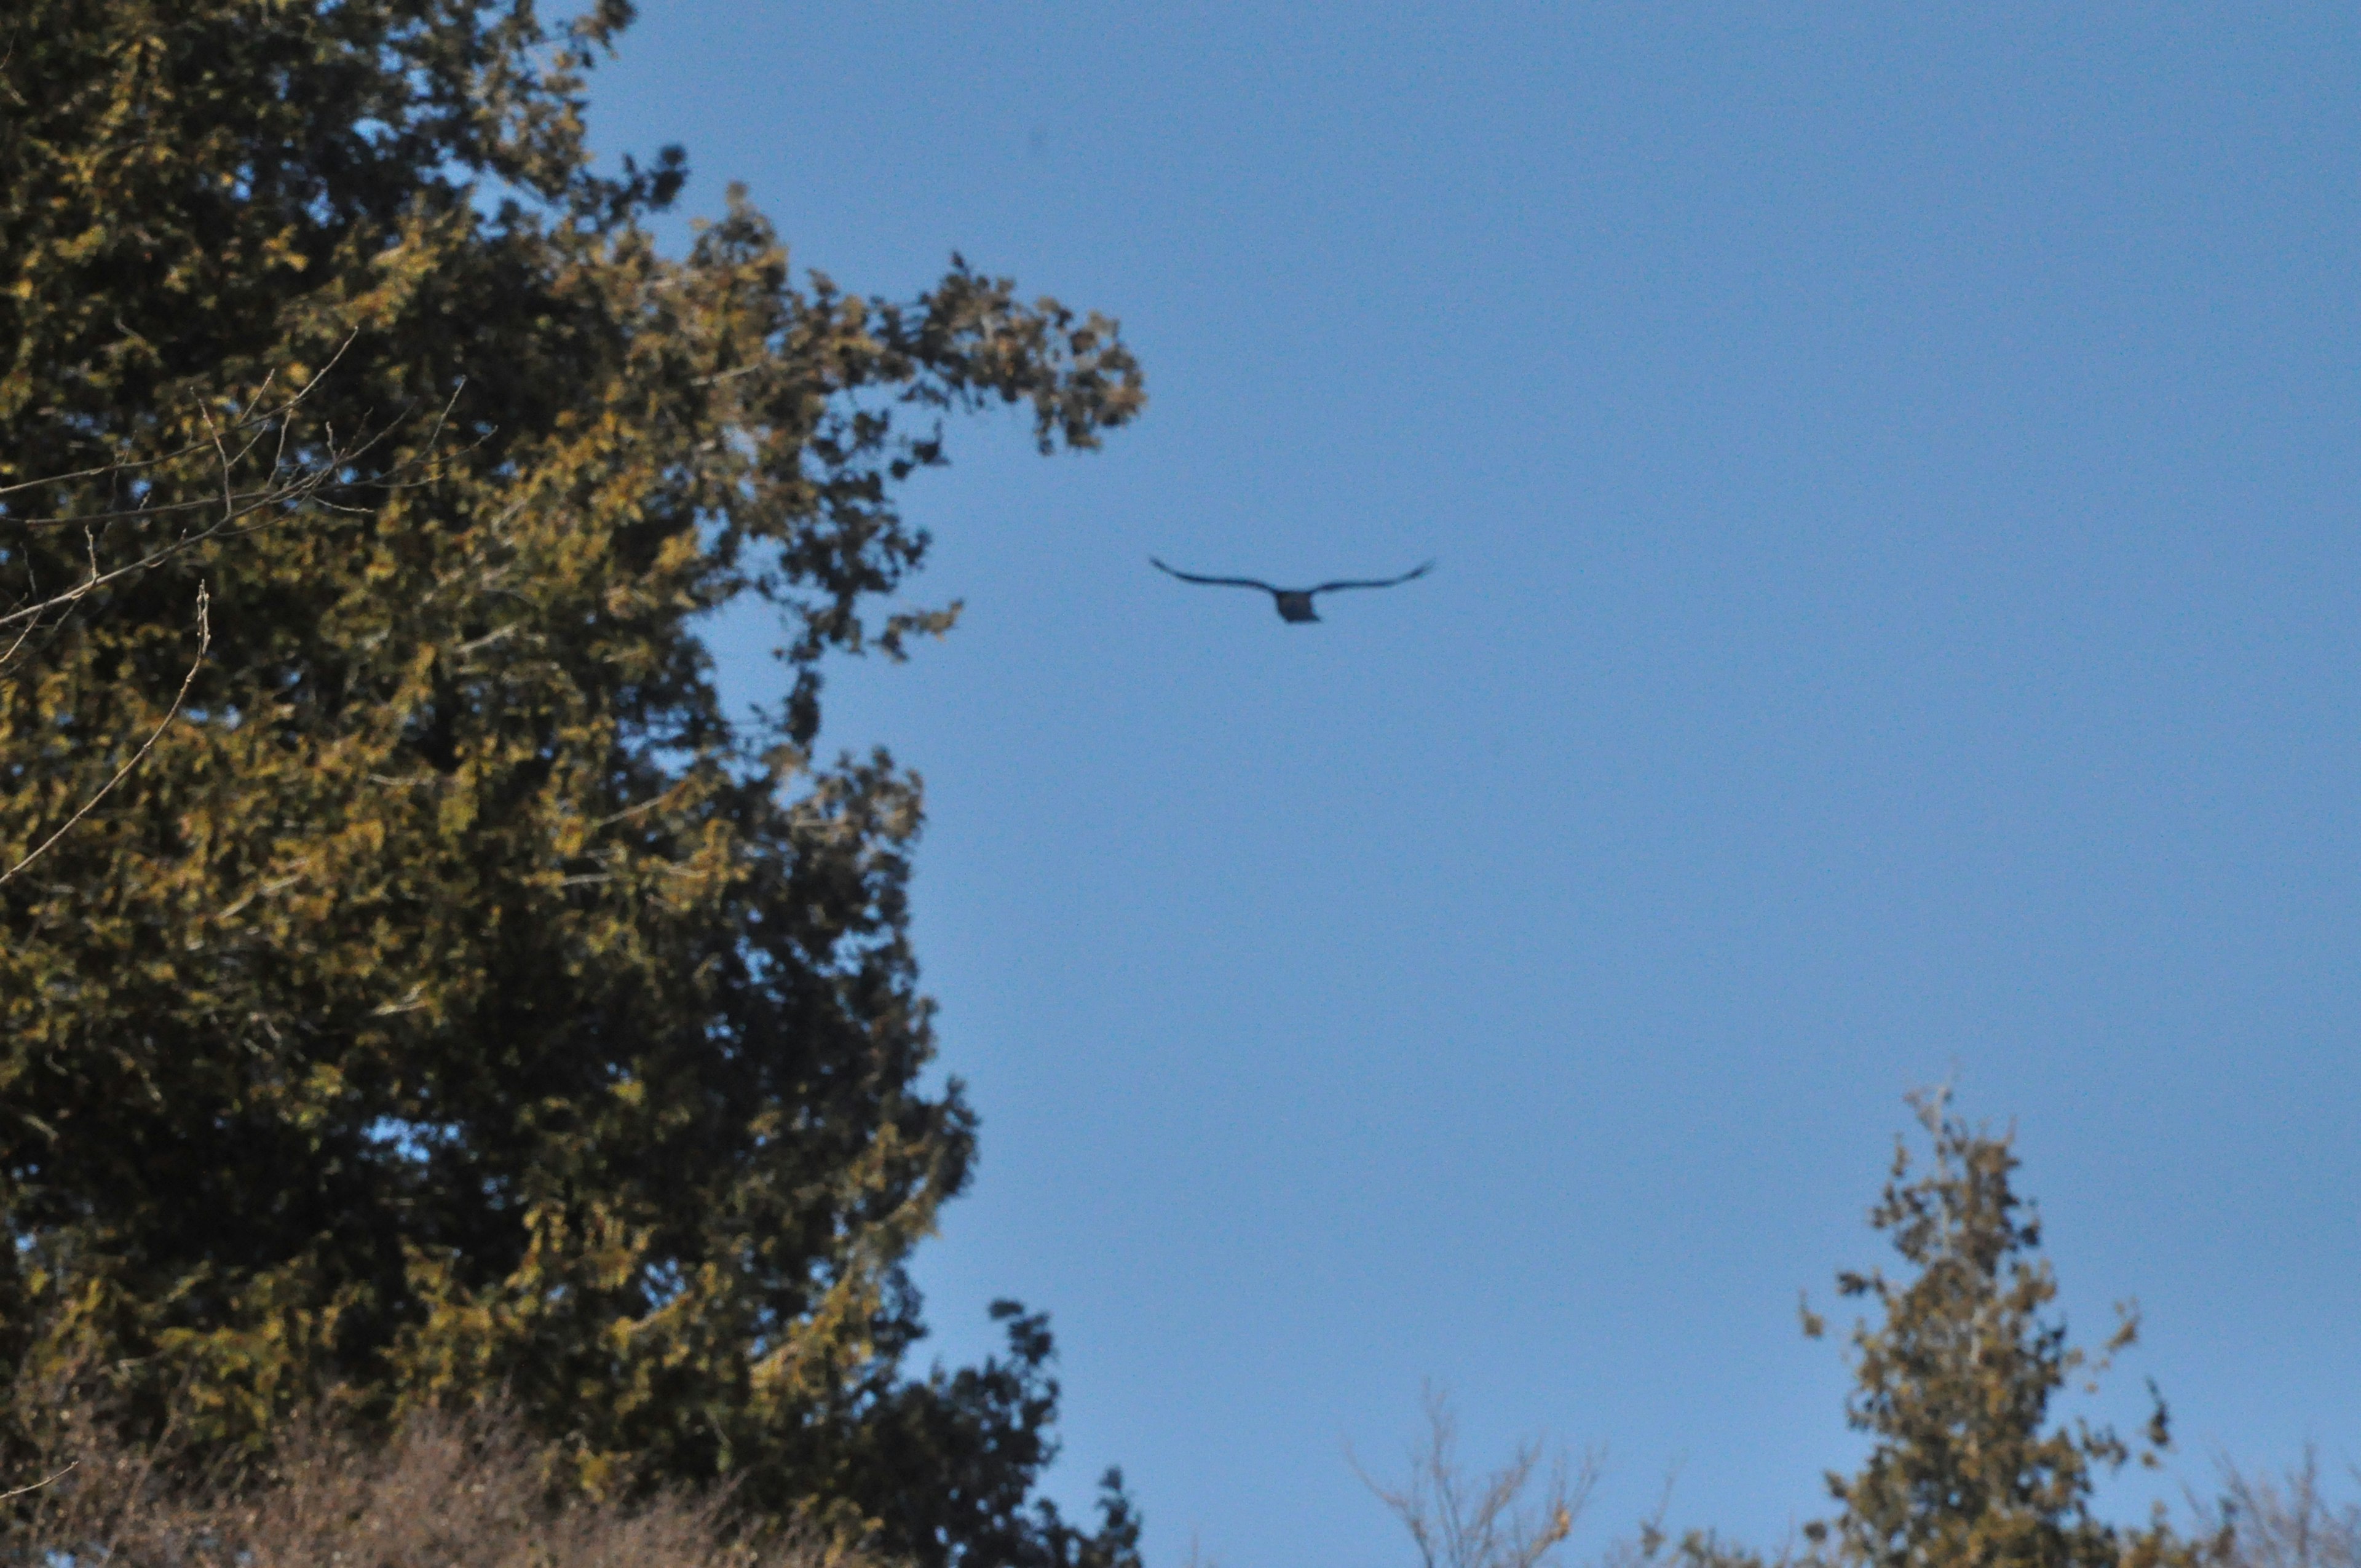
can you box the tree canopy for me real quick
[0,4,1142,1564]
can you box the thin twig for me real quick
[0,1460,78,1502]
[0,413,429,634]
[0,330,355,500]
[0,578,49,669]
[0,509,264,631]
[0,583,211,887]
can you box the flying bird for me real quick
[1150,557,1434,623]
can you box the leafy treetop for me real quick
[1797,1091,2197,1568]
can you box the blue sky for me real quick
[582,7,2359,1564]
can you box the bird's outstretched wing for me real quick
[1309,560,1436,595]
[1151,558,1279,593]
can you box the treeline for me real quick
[7,1087,2346,1568]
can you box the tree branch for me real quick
[0,582,210,887]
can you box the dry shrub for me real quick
[0,1390,874,1568]
[1355,1385,1599,1568]
[2194,1451,2361,1568]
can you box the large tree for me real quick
[0,4,1143,1564]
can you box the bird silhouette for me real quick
[1149,557,1434,623]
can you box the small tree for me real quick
[1358,1385,1597,1568]
[1797,1090,2201,1568]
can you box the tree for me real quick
[1357,1385,1596,1568]
[0,5,1143,1565]
[1795,1090,2199,1568]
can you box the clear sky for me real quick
[580,8,2359,1564]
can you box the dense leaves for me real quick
[0,4,1142,1565]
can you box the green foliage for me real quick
[1585,1093,2226,1568]
[1798,1091,2201,1568]
[0,4,1142,1565]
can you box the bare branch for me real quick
[0,330,357,501]
[0,582,211,887]
[2193,1449,2361,1568]
[0,1460,78,1502]
[1355,1385,1597,1568]
[0,356,472,644]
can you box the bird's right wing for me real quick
[1308,559,1436,595]
[1150,558,1278,592]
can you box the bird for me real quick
[1149,557,1434,623]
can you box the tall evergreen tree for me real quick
[1797,1091,2199,1568]
[0,5,1143,1564]
[1593,1096,2218,1568]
